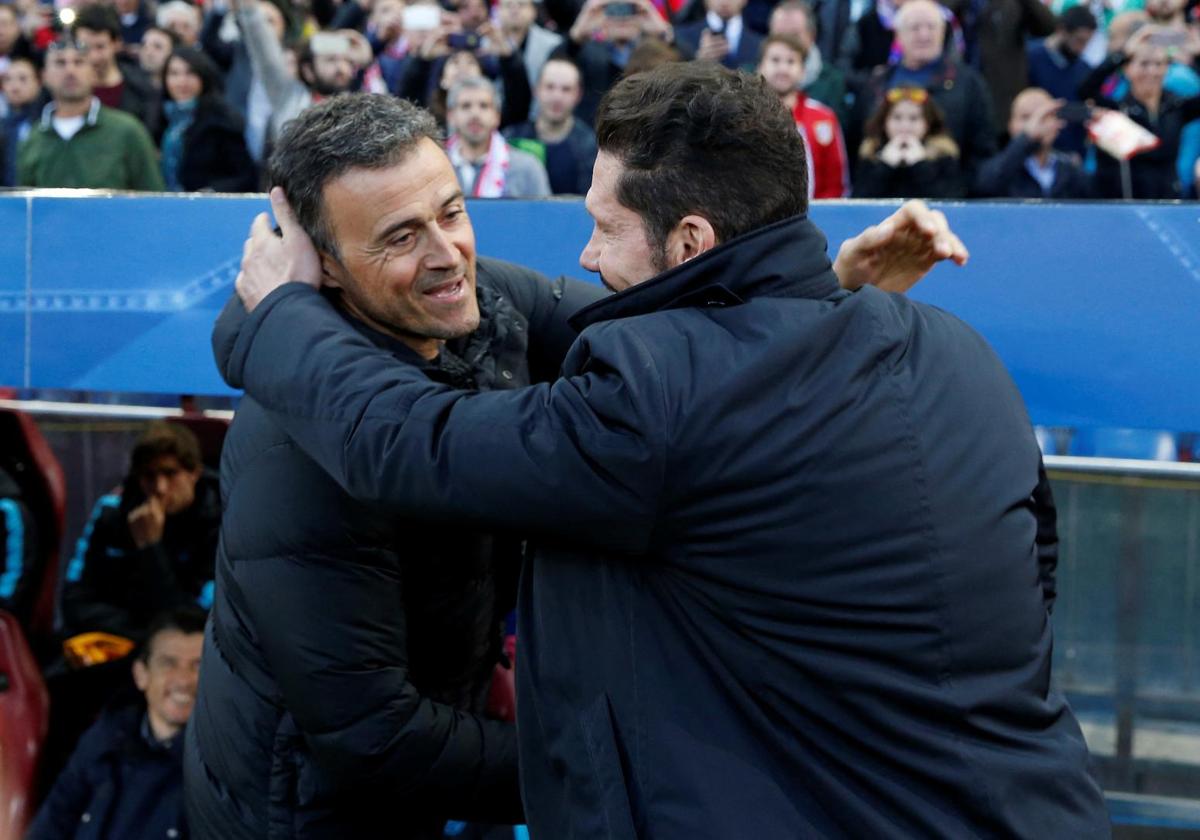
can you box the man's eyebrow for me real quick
[372,193,466,245]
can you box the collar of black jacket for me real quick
[568,213,841,331]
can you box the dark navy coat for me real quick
[216,215,1109,839]
[28,704,188,840]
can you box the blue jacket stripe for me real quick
[66,494,121,584]
[0,500,23,599]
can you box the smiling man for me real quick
[215,65,1107,838]
[29,607,205,840]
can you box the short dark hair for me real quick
[759,32,807,63]
[144,25,181,47]
[537,56,582,87]
[138,605,207,663]
[130,421,202,477]
[71,4,122,41]
[595,62,807,256]
[1058,5,1097,32]
[267,94,441,258]
[771,0,815,28]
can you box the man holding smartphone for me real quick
[674,0,765,70]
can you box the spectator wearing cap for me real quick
[853,85,966,197]
[975,87,1093,197]
[71,3,157,128]
[153,46,257,191]
[504,58,598,194]
[28,607,205,840]
[16,37,164,190]
[851,0,996,184]
[1027,6,1098,155]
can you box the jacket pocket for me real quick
[578,693,639,840]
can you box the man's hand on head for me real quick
[833,200,968,294]
[237,187,323,313]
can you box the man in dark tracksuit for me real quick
[220,67,1109,838]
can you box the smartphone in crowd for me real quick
[1057,102,1093,123]
[605,2,636,17]
[310,31,352,56]
[447,30,482,49]
[402,4,441,31]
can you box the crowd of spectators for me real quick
[0,0,1197,199]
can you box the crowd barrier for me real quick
[1,193,1198,432]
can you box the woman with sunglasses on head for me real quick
[154,46,258,192]
[853,86,967,198]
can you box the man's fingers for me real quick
[250,211,273,242]
[269,187,303,238]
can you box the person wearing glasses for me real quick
[853,86,966,197]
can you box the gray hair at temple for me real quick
[267,94,442,259]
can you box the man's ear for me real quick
[319,252,347,289]
[664,215,718,269]
[132,658,149,692]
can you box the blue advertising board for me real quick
[2,192,1198,431]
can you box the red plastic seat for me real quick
[0,609,49,840]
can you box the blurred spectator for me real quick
[157,0,202,48]
[975,87,1093,196]
[837,0,964,78]
[675,0,766,71]
[113,0,155,47]
[155,47,257,192]
[853,86,967,196]
[139,26,178,91]
[0,2,33,74]
[770,0,851,130]
[233,0,363,156]
[505,58,597,194]
[200,0,290,162]
[1027,6,1098,156]
[446,76,551,195]
[1146,0,1189,26]
[456,0,494,31]
[28,607,204,840]
[561,0,674,124]
[17,37,165,190]
[622,35,683,74]
[1079,25,1200,197]
[72,4,156,128]
[2,54,41,187]
[853,0,996,183]
[974,0,1057,137]
[759,34,849,197]
[499,0,565,89]
[360,0,407,94]
[398,19,533,128]
[810,0,872,67]
[0,463,39,628]
[61,422,218,642]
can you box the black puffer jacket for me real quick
[185,258,603,839]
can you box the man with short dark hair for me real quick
[62,422,218,642]
[498,0,563,87]
[447,76,551,197]
[16,38,164,190]
[504,57,598,195]
[71,4,156,127]
[29,607,205,840]
[1027,5,1098,155]
[675,0,766,70]
[219,63,1107,837]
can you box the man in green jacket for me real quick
[17,36,164,191]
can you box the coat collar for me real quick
[569,214,842,332]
